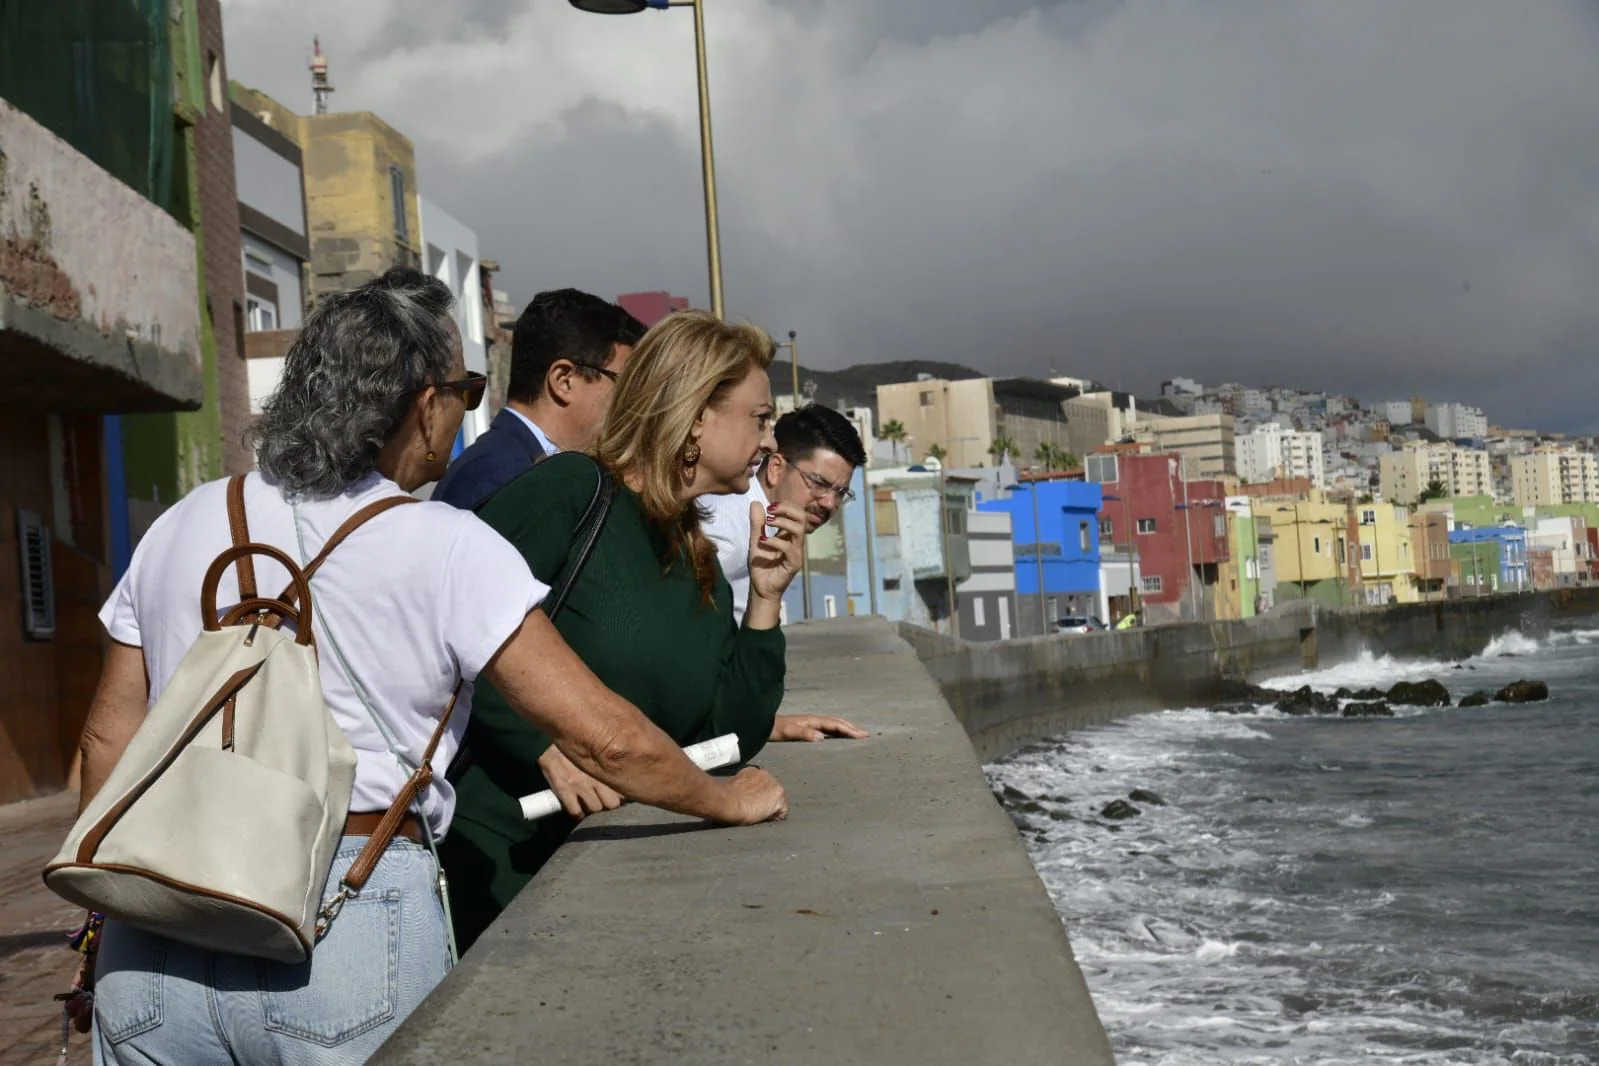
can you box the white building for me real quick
[1237,425,1326,488]
[1511,446,1599,508]
[1426,403,1488,442]
[418,197,488,444]
[1377,400,1415,426]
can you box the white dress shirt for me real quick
[702,479,769,624]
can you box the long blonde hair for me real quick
[595,310,776,603]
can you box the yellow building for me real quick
[875,377,1074,470]
[1267,499,1350,607]
[1379,441,1492,506]
[1353,502,1419,604]
[1511,445,1599,508]
[232,85,422,301]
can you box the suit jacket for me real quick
[431,408,548,512]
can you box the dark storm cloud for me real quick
[223,0,1599,430]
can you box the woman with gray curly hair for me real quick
[75,268,787,1065]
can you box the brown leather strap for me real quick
[338,684,462,894]
[226,475,259,601]
[344,811,423,844]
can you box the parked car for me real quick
[1055,615,1107,634]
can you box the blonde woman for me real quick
[439,312,809,950]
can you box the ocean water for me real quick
[988,626,1599,1065]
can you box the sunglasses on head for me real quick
[433,371,487,411]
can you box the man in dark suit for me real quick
[432,289,646,511]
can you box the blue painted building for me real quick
[977,479,1104,636]
[1448,526,1528,592]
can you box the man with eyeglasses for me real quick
[431,288,645,511]
[704,403,869,626]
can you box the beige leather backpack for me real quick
[44,476,453,963]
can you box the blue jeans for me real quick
[92,836,450,1065]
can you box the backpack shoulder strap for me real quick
[226,475,259,600]
[274,495,420,609]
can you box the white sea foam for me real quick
[1482,631,1544,658]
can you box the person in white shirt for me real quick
[703,404,871,743]
[75,269,786,1066]
[704,404,869,623]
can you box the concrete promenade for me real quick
[376,617,1116,1065]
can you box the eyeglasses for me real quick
[793,466,856,503]
[434,371,487,411]
[572,362,619,383]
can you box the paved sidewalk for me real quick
[0,792,91,1066]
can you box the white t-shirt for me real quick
[702,480,767,624]
[99,472,547,837]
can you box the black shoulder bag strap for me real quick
[447,455,614,785]
[540,456,616,622]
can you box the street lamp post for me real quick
[570,0,724,318]
[775,331,809,618]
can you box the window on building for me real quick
[389,166,409,241]
[919,390,935,407]
[207,52,223,111]
[1137,518,1157,534]
[1213,514,1226,537]
[1079,522,1091,552]
[973,597,986,628]
[883,577,901,591]
[1141,575,1163,593]
[1313,536,1322,554]
[245,295,278,333]
[1099,517,1113,537]
[244,249,274,277]
[1245,557,1259,580]
[1362,544,1373,561]
[1362,509,1377,525]
[944,506,966,537]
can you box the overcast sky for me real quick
[222,0,1599,433]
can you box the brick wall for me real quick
[196,0,252,474]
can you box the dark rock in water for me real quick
[1386,679,1451,707]
[1129,788,1167,807]
[1349,687,1386,701]
[1334,687,1355,700]
[1494,679,1549,704]
[1452,664,1464,671]
[1101,799,1143,820]
[1341,701,1394,718]
[1209,700,1264,716]
[1213,678,1274,703]
[1245,795,1275,804]
[1458,691,1492,708]
[1001,784,1030,803]
[1276,685,1338,716]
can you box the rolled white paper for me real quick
[518,733,743,822]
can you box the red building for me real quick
[1093,453,1231,624]
[617,291,690,328]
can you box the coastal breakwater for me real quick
[376,617,1117,1065]
[915,585,1599,763]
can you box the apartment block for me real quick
[1061,388,1137,459]
[1426,402,1488,442]
[1511,446,1599,508]
[875,376,1074,471]
[1237,425,1326,488]
[1132,413,1237,478]
[1379,441,1492,505]
[232,84,423,303]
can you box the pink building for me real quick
[617,291,690,328]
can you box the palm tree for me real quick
[881,419,909,463]
[1419,479,1449,503]
[989,436,1019,465]
[926,443,948,463]
[1033,442,1057,469]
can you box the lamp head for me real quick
[569,0,654,13]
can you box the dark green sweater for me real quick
[440,452,785,950]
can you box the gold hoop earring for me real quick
[426,450,438,463]
[683,443,701,466]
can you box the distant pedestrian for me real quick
[430,288,644,511]
[73,270,785,1065]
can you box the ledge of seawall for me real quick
[373,616,1116,1066]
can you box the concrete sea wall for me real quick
[918,586,1599,764]
[377,617,1116,1066]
